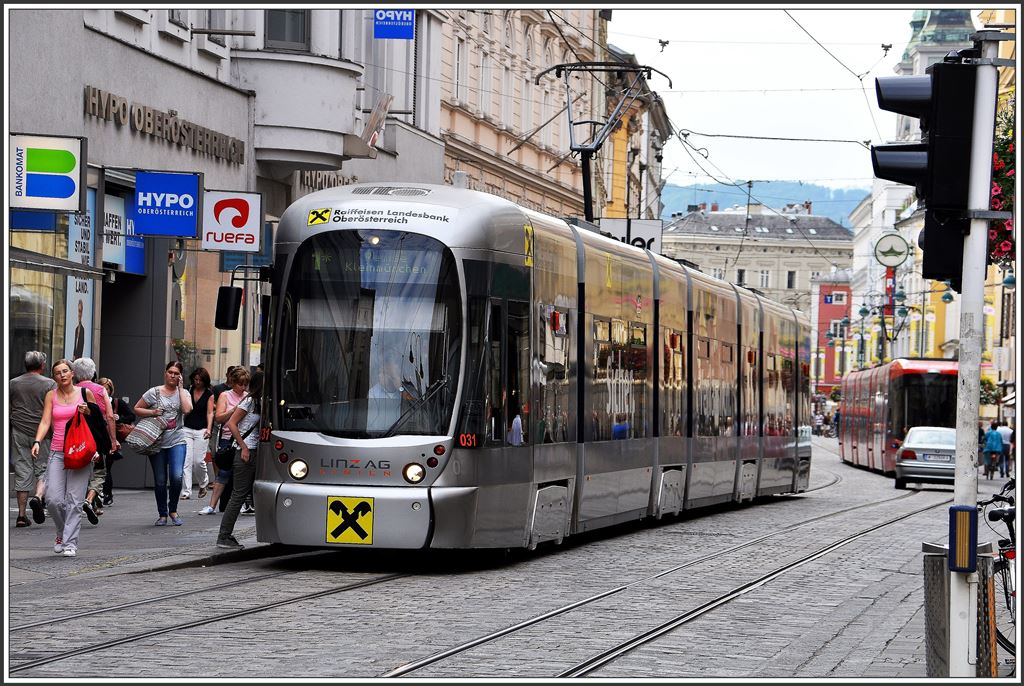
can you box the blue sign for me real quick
[221,222,273,272]
[123,193,146,275]
[824,294,833,304]
[9,209,57,231]
[133,171,201,237]
[373,9,415,39]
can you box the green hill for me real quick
[661,182,870,228]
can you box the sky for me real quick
[605,6,985,190]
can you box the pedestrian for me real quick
[216,369,264,549]
[181,367,214,501]
[30,359,101,557]
[135,361,193,526]
[983,421,1003,480]
[97,377,134,506]
[10,351,57,528]
[200,366,249,516]
[833,408,841,437]
[996,420,1012,478]
[72,357,119,524]
[814,413,824,436]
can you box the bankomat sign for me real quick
[202,190,262,252]
[373,9,415,39]
[133,171,202,237]
[9,134,87,212]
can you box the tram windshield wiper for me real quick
[380,375,450,438]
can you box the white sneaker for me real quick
[62,547,77,557]
[53,537,64,554]
[241,503,255,516]
[198,506,216,515]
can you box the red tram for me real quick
[839,358,958,475]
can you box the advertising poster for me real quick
[65,188,95,360]
[103,193,126,269]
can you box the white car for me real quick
[894,426,957,489]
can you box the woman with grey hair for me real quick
[72,357,119,522]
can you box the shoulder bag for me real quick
[214,422,258,470]
[124,413,169,455]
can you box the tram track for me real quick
[9,573,407,674]
[381,489,933,678]
[558,497,951,677]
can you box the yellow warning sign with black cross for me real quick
[326,496,374,544]
[308,208,331,226]
[524,223,534,267]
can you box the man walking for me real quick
[10,351,56,527]
[996,420,1013,478]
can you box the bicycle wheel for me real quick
[993,557,1016,673]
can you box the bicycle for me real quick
[978,477,1016,671]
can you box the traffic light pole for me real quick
[948,33,1000,678]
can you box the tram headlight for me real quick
[403,463,426,484]
[289,459,309,480]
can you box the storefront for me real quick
[9,10,255,487]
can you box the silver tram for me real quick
[225,183,812,549]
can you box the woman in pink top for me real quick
[198,366,249,515]
[31,359,101,557]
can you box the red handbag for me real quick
[63,411,97,470]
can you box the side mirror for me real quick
[215,286,243,330]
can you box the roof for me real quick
[663,210,853,241]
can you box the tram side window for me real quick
[590,318,648,440]
[662,329,685,437]
[486,299,505,444]
[506,300,530,446]
[537,305,571,443]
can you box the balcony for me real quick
[232,50,369,178]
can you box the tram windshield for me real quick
[277,230,461,438]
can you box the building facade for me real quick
[661,202,854,312]
[809,271,854,400]
[437,9,609,217]
[7,8,441,487]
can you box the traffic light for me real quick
[871,55,978,292]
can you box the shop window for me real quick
[265,9,310,51]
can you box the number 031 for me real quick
[458,433,478,448]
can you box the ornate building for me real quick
[438,9,609,217]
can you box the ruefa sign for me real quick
[202,190,262,252]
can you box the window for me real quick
[832,291,847,304]
[662,329,686,437]
[736,269,745,286]
[590,318,648,440]
[502,65,512,125]
[167,9,188,28]
[542,90,552,146]
[810,270,821,283]
[455,37,468,103]
[787,271,796,289]
[759,270,770,288]
[712,267,725,281]
[522,77,533,133]
[197,9,227,46]
[479,53,491,116]
[265,9,310,51]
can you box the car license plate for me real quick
[923,453,951,463]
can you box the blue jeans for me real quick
[149,443,187,516]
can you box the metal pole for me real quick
[581,149,594,223]
[948,35,999,679]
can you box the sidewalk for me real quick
[8,486,280,583]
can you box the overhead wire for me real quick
[782,9,885,143]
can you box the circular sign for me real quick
[874,233,910,267]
